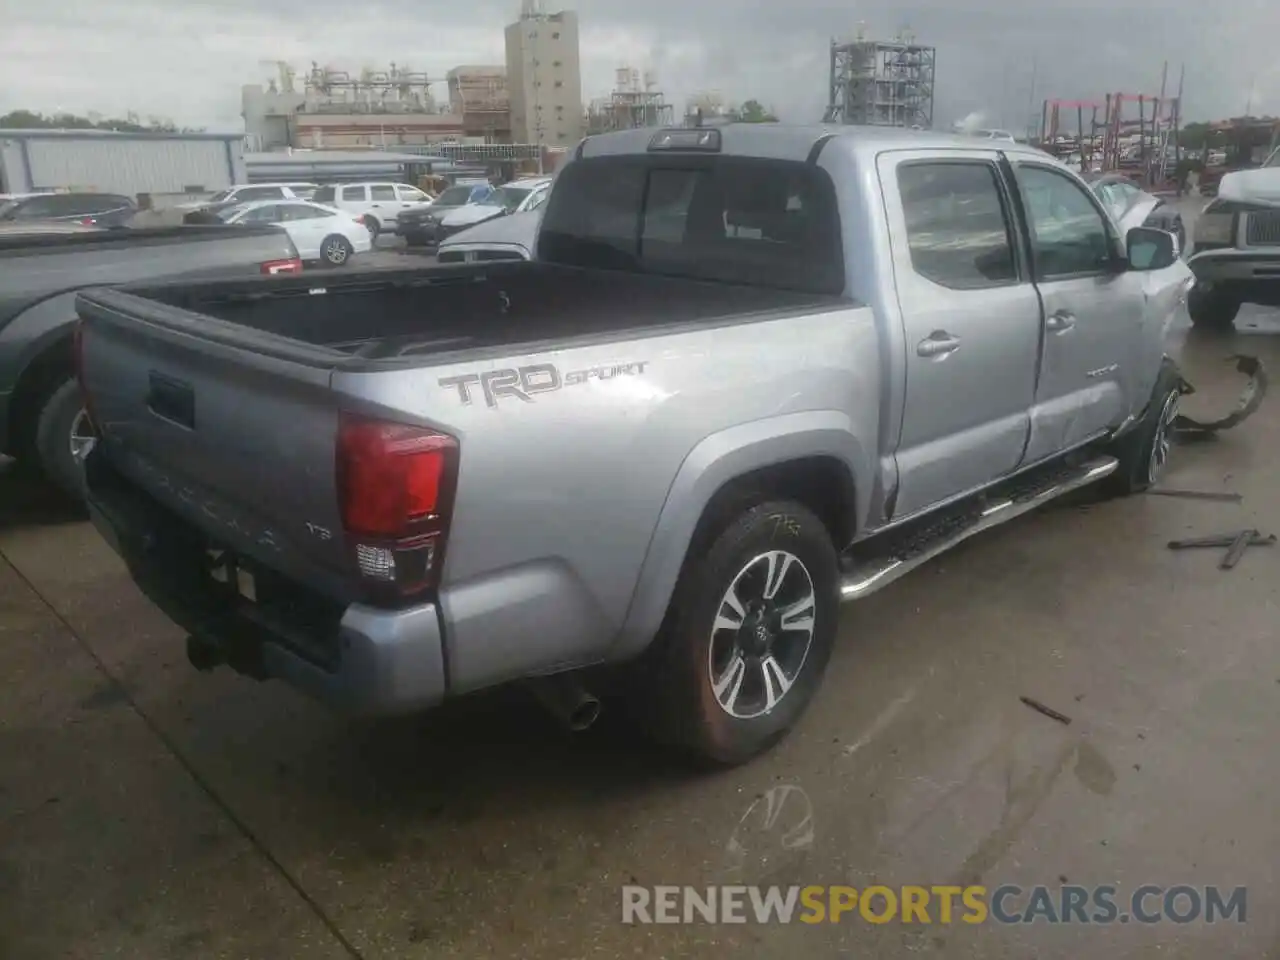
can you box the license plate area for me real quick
[204,544,344,670]
[206,548,257,602]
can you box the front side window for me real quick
[1018,165,1113,278]
[896,162,1017,288]
[397,185,428,201]
[238,187,285,201]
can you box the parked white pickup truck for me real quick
[1186,145,1280,328]
[77,125,1192,766]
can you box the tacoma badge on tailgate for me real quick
[439,360,649,408]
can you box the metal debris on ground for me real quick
[1147,488,1243,503]
[1173,355,1268,438]
[1166,529,1275,570]
[1019,696,1072,726]
[1167,531,1276,550]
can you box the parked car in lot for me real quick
[0,192,138,227]
[396,181,495,247]
[436,177,553,239]
[207,199,372,267]
[435,208,541,263]
[180,183,317,222]
[1085,172,1186,249]
[0,222,301,499]
[76,125,1190,766]
[311,182,434,238]
[1185,145,1280,329]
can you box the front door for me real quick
[880,151,1043,517]
[1011,162,1143,462]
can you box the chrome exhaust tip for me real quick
[526,674,602,732]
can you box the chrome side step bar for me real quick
[840,456,1118,602]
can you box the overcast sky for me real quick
[0,0,1276,133]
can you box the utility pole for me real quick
[1025,57,1038,141]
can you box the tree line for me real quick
[0,109,202,134]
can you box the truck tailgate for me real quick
[76,287,355,598]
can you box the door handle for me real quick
[1046,311,1077,332]
[917,332,960,358]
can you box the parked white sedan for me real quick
[216,199,372,266]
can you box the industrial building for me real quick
[446,65,511,140]
[0,128,246,201]
[243,149,462,185]
[823,30,936,128]
[242,61,466,151]
[587,68,674,134]
[504,2,584,147]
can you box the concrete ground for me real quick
[6,202,1280,958]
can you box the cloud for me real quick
[0,0,1276,131]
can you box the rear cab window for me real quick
[538,155,845,294]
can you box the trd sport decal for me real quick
[439,361,650,407]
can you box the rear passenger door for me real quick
[1010,161,1141,462]
[879,151,1042,516]
[368,184,399,223]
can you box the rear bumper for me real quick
[84,450,447,716]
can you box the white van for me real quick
[311,182,434,237]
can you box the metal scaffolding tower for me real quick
[823,33,936,128]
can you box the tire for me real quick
[633,500,841,767]
[1187,286,1240,330]
[321,234,353,267]
[34,376,95,501]
[1103,358,1183,496]
[363,216,381,240]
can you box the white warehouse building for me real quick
[0,129,247,203]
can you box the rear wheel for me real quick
[1188,286,1240,330]
[34,376,94,500]
[362,216,381,240]
[632,500,840,766]
[321,234,353,266]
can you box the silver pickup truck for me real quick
[76,125,1191,765]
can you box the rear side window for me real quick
[312,186,336,203]
[341,185,368,202]
[539,156,844,294]
[370,185,396,201]
[896,162,1017,289]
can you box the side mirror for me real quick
[1126,226,1178,271]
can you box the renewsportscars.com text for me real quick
[621,884,1247,925]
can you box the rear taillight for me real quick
[261,257,303,275]
[336,413,459,599]
[72,320,99,431]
